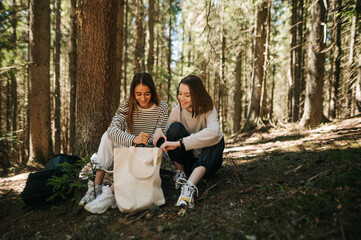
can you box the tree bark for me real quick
[346,14,356,116]
[116,0,124,100]
[356,55,361,113]
[53,0,61,154]
[290,0,303,122]
[11,0,18,133]
[0,62,2,135]
[167,0,172,104]
[233,50,242,133]
[296,0,304,120]
[134,0,144,73]
[270,65,276,120]
[300,1,327,127]
[260,0,271,120]
[219,0,224,130]
[29,0,53,164]
[289,0,296,120]
[7,74,10,132]
[123,0,128,98]
[356,1,361,113]
[69,0,77,154]
[147,0,155,75]
[75,0,118,157]
[330,0,342,119]
[242,0,268,131]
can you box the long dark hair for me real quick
[128,72,160,132]
[177,75,213,117]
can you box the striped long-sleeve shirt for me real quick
[107,100,168,147]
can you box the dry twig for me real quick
[119,210,148,225]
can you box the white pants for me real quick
[94,131,125,171]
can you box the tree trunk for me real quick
[116,0,124,101]
[300,1,327,127]
[270,65,276,120]
[296,0,304,120]
[180,17,185,77]
[11,0,18,133]
[260,0,271,120]
[290,0,303,122]
[53,0,61,154]
[29,0,53,164]
[147,0,155,75]
[242,0,268,131]
[134,0,144,73]
[289,0,296,120]
[69,0,77,154]
[123,0,128,98]
[330,0,342,119]
[346,14,356,116]
[233,50,242,133]
[356,55,361,113]
[75,0,118,157]
[219,0,225,131]
[0,62,2,135]
[6,76,10,133]
[356,1,361,113]
[167,0,172,104]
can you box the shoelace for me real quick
[173,170,187,182]
[176,178,199,197]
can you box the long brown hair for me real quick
[177,75,213,117]
[128,72,160,132]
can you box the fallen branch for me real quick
[198,180,224,201]
[119,210,148,225]
[285,165,303,175]
[12,209,37,223]
[239,186,255,195]
[228,156,245,186]
[307,169,332,182]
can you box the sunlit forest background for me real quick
[0,0,360,171]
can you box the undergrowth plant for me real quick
[47,156,94,202]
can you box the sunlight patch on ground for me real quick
[226,117,361,160]
[0,172,30,195]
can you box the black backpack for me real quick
[21,154,81,206]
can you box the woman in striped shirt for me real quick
[80,72,168,214]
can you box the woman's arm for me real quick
[107,101,137,146]
[182,108,223,150]
[153,101,169,146]
[156,101,169,132]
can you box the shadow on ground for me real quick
[1,117,361,239]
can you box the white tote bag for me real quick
[113,146,165,212]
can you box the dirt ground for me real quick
[1,117,361,240]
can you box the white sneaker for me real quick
[173,170,187,189]
[176,180,198,208]
[79,180,102,206]
[84,185,116,214]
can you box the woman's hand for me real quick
[153,128,167,147]
[133,132,150,146]
[160,141,181,152]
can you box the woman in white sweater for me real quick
[156,75,224,208]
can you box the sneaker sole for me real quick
[84,203,113,214]
[84,203,114,214]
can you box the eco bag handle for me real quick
[128,146,161,179]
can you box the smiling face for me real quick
[134,83,152,109]
[178,83,192,112]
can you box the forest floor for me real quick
[1,116,361,240]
